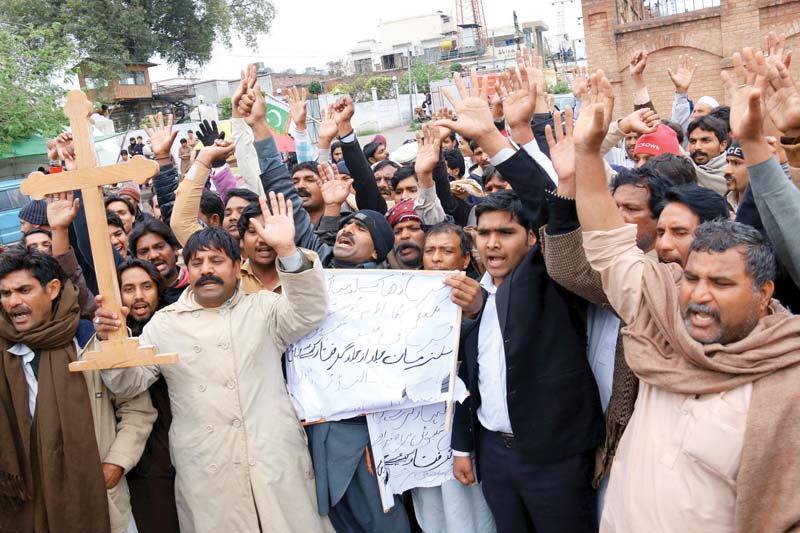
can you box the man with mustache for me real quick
[385,198,425,270]
[291,161,327,226]
[687,115,730,195]
[97,194,333,533]
[236,81,411,531]
[573,66,800,531]
[0,250,155,533]
[128,218,188,305]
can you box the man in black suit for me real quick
[437,67,604,532]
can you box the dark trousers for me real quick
[478,427,597,533]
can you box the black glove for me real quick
[196,120,226,168]
[152,165,179,226]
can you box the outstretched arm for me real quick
[574,71,648,324]
[332,95,387,213]
[237,82,333,263]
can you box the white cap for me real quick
[697,96,719,109]
[390,142,418,165]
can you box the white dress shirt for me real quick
[8,343,39,418]
[476,272,513,434]
[586,305,621,412]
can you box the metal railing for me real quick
[616,0,720,24]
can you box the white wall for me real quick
[317,93,425,132]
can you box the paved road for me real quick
[356,124,418,153]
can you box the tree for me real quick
[449,63,464,73]
[0,0,276,81]
[550,81,571,94]
[398,61,449,94]
[0,23,72,153]
[365,77,394,100]
[326,59,351,77]
[308,81,323,96]
[218,97,232,120]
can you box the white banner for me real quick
[286,270,461,422]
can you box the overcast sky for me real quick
[148,0,584,82]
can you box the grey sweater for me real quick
[748,156,800,287]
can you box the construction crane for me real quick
[455,0,488,51]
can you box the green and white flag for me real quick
[265,94,290,133]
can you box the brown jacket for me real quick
[539,226,639,486]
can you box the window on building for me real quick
[119,70,146,86]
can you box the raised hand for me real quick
[757,54,800,137]
[498,60,538,132]
[318,162,353,208]
[435,69,497,144]
[721,48,768,141]
[196,119,225,146]
[573,70,615,154]
[46,192,80,230]
[630,50,648,77]
[53,133,77,170]
[144,113,178,159]
[544,107,576,195]
[762,31,792,70]
[286,86,308,131]
[238,83,268,132]
[569,67,588,100]
[318,104,339,147]
[415,123,441,176]
[332,95,356,137]
[232,64,257,119]
[667,54,697,94]
[195,139,236,170]
[618,108,660,135]
[250,192,297,257]
[431,108,455,142]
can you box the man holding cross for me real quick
[95,193,333,532]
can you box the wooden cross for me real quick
[21,90,179,372]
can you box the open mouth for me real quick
[131,302,150,316]
[485,254,505,269]
[688,309,717,328]
[336,235,354,248]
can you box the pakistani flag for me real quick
[265,94,290,134]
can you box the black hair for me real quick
[373,159,401,174]
[391,165,418,190]
[23,228,52,241]
[120,149,129,156]
[690,219,775,288]
[0,249,66,288]
[611,167,669,219]
[424,223,470,256]
[687,115,729,145]
[117,257,166,297]
[106,210,125,231]
[474,190,533,231]
[363,141,382,160]
[290,161,319,177]
[330,141,342,158]
[657,184,728,221]
[443,148,466,178]
[224,188,259,207]
[707,105,730,130]
[104,194,135,216]
[641,153,696,186]
[182,227,241,265]
[445,131,457,142]
[180,138,188,144]
[468,139,481,152]
[482,165,501,184]
[660,119,684,144]
[200,190,224,223]
[128,218,180,254]
[237,201,263,239]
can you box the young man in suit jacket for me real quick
[436,68,604,533]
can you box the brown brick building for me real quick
[581,0,800,118]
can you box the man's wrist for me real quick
[276,244,299,258]
[251,120,272,141]
[337,122,353,139]
[476,129,512,157]
[324,204,342,216]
